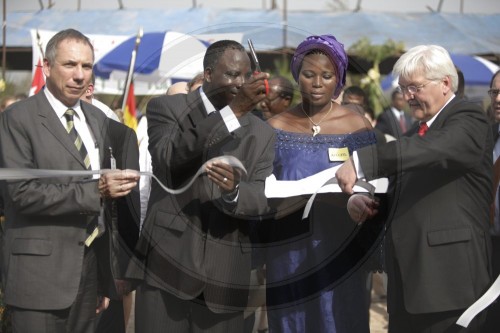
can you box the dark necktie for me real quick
[418,122,429,137]
[399,113,407,133]
[64,109,91,169]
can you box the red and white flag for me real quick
[29,57,45,96]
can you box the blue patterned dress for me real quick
[265,129,377,333]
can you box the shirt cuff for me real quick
[352,151,365,179]
[219,106,241,133]
[222,184,239,203]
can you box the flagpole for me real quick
[36,29,44,58]
[2,0,7,80]
[29,29,46,96]
[121,27,143,112]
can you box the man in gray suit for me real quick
[336,45,492,332]
[0,29,140,332]
[132,40,275,332]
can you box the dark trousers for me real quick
[483,235,500,333]
[11,246,98,333]
[95,299,125,333]
[135,282,244,333]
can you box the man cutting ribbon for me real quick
[129,39,275,333]
[336,45,493,332]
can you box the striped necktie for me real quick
[64,109,91,169]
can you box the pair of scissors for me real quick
[247,39,269,95]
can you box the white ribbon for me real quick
[456,273,500,327]
[0,156,247,195]
[264,164,388,198]
[264,164,388,219]
[0,156,388,208]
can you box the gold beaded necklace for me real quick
[300,101,333,137]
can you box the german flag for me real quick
[123,80,137,131]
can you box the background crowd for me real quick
[0,26,499,333]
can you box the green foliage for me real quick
[348,37,405,115]
[349,37,405,64]
[0,76,31,102]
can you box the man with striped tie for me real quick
[0,29,140,333]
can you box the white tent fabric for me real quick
[17,9,500,95]
[11,9,500,54]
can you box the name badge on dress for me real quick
[328,147,349,162]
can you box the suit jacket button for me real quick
[78,241,84,246]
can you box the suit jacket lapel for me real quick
[492,123,499,143]
[36,93,87,168]
[185,90,208,126]
[81,101,107,164]
[185,90,250,132]
[428,96,459,130]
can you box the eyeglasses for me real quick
[397,81,434,95]
[488,89,500,98]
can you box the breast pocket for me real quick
[154,210,188,233]
[11,238,53,256]
[427,227,471,246]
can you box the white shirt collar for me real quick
[390,106,403,118]
[422,94,455,128]
[44,88,84,121]
[199,86,216,115]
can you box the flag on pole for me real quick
[120,27,143,132]
[29,58,45,96]
[123,80,138,131]
[29,30,45,96]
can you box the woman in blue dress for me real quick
[263,35,382,333]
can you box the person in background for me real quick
[245,76,295,333]
[131,39,275,332]
[484,69,500,332]
[336,44,493,332]
[254,75,294,120]
[81,72,120,122]
[455,65,465,99]
[94,112,141,333]
[113,108,124,123]
[263,34,381,333]
[0,28,140,333]
[165,73,204,96]
[138,73,196,229]
[0,95,20,112]
[375,89,413,138]
[186,72,204,92]
[82,76,140,333]
[346,102,390,142]
[136,114,151,231]
[341,85,367,106]
[165,81,189,95]
[341,85,392,140]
